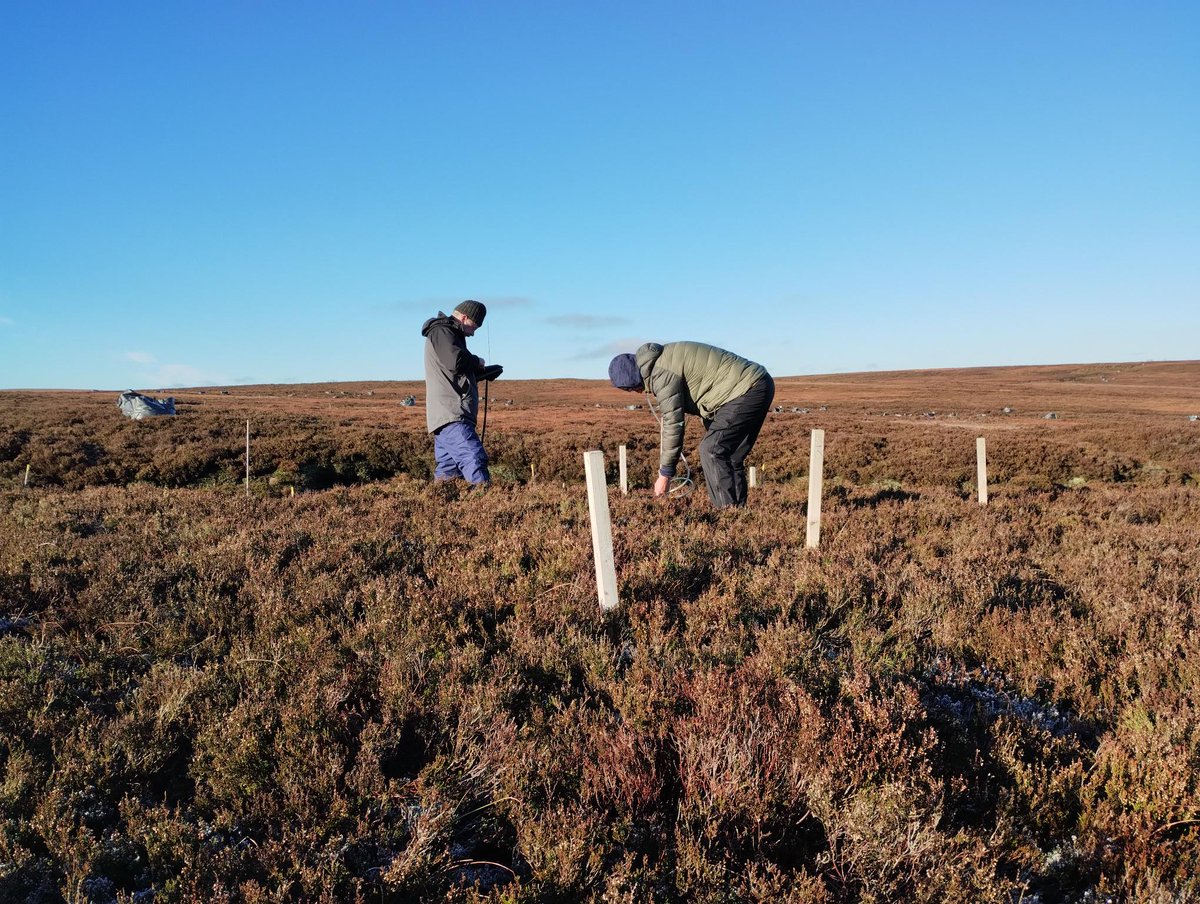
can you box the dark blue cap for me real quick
[608,353,642,390]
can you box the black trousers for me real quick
[699,375,775,508]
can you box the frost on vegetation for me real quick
[924,657,1091,742]
[0,616,33,635]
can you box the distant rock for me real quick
[1044,412,1058,420]
[1002,407,1014,414]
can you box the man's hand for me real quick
[654,475,671,497]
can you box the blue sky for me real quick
[2,1,1197,389]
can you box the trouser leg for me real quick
[458,426,490,485]
[699,376,774,508]
[436,421,490,485]
[433,427,464,481]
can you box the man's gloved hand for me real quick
[478,364,504,382]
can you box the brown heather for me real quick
[1,362,1198,902]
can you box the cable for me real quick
[480,319,489,441]
[481,378,490,442]
[481,320,493,442]
[644,390,693,497]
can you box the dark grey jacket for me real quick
[636,341,769,476]
[422,313,484,433]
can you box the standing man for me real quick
[422,300,492,486]
[608,341,774,509]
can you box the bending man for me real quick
[609,342,774,509]
[422,300,491,486]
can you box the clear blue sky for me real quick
[2,1,1197,389]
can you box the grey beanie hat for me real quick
[453,300,487,325]
[608,353,642,390]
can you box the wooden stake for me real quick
[245,420,250,498]
[618,445,628,495]
[24,464,31,488]
[806,429,825,549]
[976,436,988,505]
[749,466,758,489]
[583,451,620,611]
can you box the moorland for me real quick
[1,360,1198,902]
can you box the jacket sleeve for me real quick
[429,323,482,379]
[652,370,687,477]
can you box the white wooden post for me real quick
[806,429,825,549]
[618,445,628,495]
[976,436,988,505]
[245,420,250,498]
[748,466,758,489]
[583,451,620,611]
[24,464,31,488]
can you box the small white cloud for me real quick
[571,337,646,360]
[547,314,631,330]
[149,363,223,388]
[125,350,226,387]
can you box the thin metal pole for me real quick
[481,380,490,442]
[245,420,250,498]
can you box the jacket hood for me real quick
[421,312,458,337]
[635,342,664,383]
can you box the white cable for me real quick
[644,390,693,497]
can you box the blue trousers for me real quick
[433,421,490,485]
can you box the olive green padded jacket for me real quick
[635,342,768,477]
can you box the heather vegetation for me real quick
[2,370,1198,902]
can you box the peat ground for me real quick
[1,361,1198,902]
